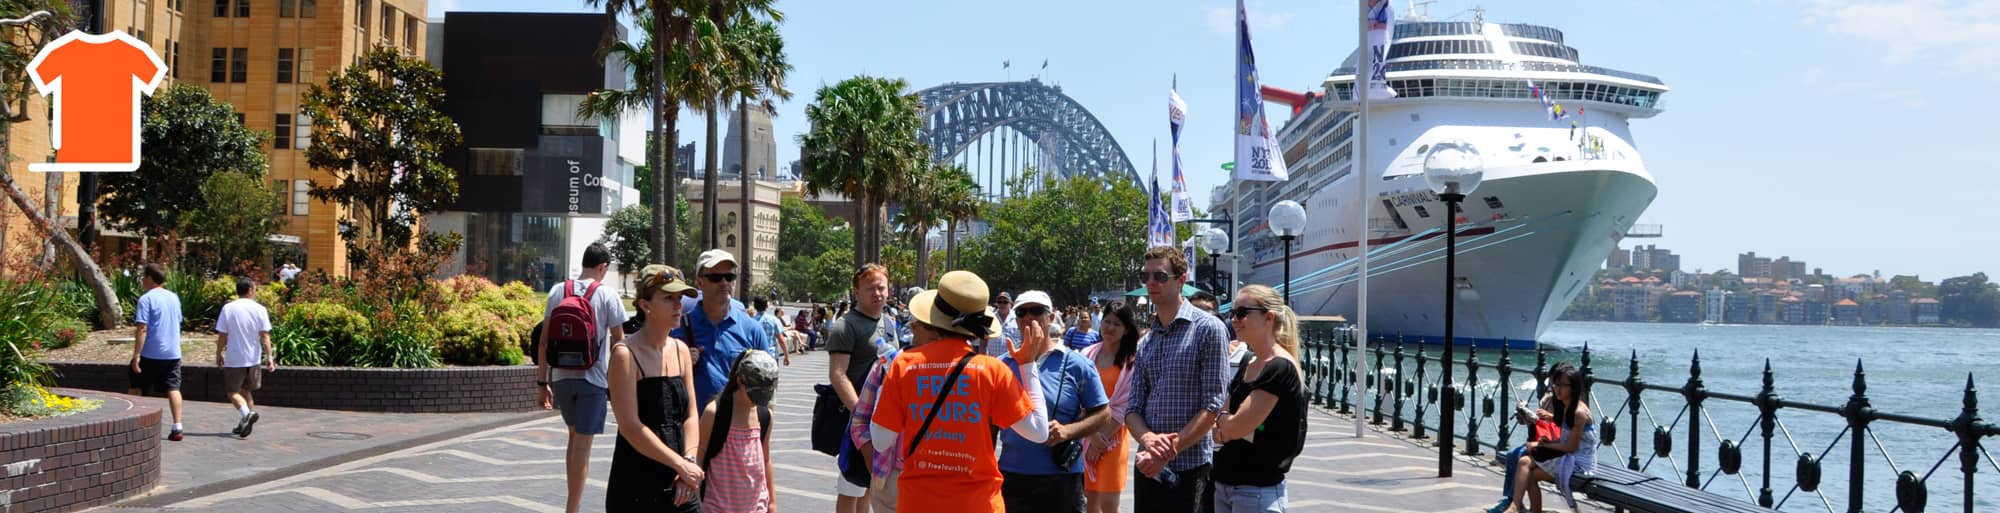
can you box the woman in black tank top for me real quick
[607,265,703,512]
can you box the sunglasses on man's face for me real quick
[1015,306,1048,317]
[702,273,737,283]
[1137,270,1178,284]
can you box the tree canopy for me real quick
[98,84,269,244]
[301,46,462,264]
[961,169,1149,305]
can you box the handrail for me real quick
[1292,324,1999,513]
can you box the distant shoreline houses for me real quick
[1566,247,1950,327]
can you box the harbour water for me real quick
[1359,321,1999,512]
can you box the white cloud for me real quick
[1205,1,1295,36]
[1800,0,2000,73]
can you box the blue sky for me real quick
[431,0,1999,282]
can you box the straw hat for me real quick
[910,270,1002,340]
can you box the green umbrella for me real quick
[1124,283,1204,297]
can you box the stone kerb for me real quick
[44,362,540,413]
[0,389,161,513]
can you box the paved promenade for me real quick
[91,350,1608,513]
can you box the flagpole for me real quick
[1353,0,1372,440]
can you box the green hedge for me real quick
[437,306,526,366]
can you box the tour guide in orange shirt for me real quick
[870,270,1053,513]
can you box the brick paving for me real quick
[86,351,1613,513]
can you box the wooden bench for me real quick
[1572,467,1773,513]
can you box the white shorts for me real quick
[836,473,868,497]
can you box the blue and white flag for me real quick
[1169,88,1194,222]
[1183,237,1200,283]
[1366,0,1398,99]
[1233,0,1288,182]
[1148,166,1176,248]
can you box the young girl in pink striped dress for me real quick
[701,350,780,513]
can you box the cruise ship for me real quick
[1224,18,1668,349]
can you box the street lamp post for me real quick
[1201,227,1230,296]
[1267,201,1306,306]
[1421,139,1484,478]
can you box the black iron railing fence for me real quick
[1294,323,2000,513]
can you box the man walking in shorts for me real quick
[128,264,187,441]
[214,278,275,438]
[535,243,629,513]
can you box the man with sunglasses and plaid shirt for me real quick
[673,249,775,409]
[1125,246,1230,513]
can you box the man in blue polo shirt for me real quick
[128,263,187,441]
[674,249,774,408]
[999,290,1111,513]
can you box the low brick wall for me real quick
[0,389,161,513]
[44,362,540,413]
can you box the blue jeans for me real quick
[1499,445,1528,499]
[1212,482,1286,513]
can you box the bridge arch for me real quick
[918,80,1139,197]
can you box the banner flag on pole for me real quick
[1169,88,1194,222]
[1365,0,1398,99]
[1148,155,1176,248]
[1233,0,1288,182]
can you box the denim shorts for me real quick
[1212,482,1287,513]
[552,379,609,435]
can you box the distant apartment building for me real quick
[1662,291,1703,323]
[1772,256,1806,281]
[1914,298,1942,324]
[1606,246,1631,270]
[1725,293,1755,323]
[1631,245,1680,272]
[1739,252,1773,278]
[1779,296,1807,324]
[1832,299,1862,326]
[1706,288,1728,322]
[1611,277,1663,321]
[1887,290,1914,324]
[1670,270,1701,290]
[722,105,779,180]
[1861,298,1887,325]
[1755,292,1781,324]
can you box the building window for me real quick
[234,112,245,125]
[294,113,312,149]
[274,113,292,149]
[214,0,227,17]
[467,148,524,176]
[210,47,226,82]
[726,234,737,248]
[230,47,247,83]
[404,15,417,49]
[169,42,179,78]
[355,0,368,27]
[235,0,248,17]
[279,0,293,17]
[277,48,294,83]
[272,180,288,215]
[295,48,314,84]
[380,5,395,43]
[300,0,314,17]
[292,180,311,215]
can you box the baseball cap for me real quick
[733,349,780,407]
[1015,290,1053,310]
[994,291,1012,305]
[698,249,738,272]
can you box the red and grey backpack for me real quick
[546,280,603,370]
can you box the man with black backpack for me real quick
[535,243,629,513]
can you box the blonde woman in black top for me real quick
[1210,285,1308,513]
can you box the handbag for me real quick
[812,383,849,457]
[906,352,978,458]
[1529,419,1566,462]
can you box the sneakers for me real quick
[1485,498,1513,513]
[233,412,261,438]
[167,429,184,442]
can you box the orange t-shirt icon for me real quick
[27,31,167,173]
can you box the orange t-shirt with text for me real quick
[874,340,1035,513]
[30,35,164,170]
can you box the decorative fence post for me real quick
[1373,339,1387,425]
[1684,350,1705,489]
[1755,359,1781,508]
[1413,344,1428,439]
[1947,374,1988,513]
[1465,343,1481,456]
[1843,360,1873,513]
[1393,339,1408,432]
[1498,341,1515,451]
[1627,350,1643,471]
[1339,338,1353,414]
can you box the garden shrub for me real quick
[271,323,327,366]
[360,301,441,368]
[282,301,371,364]
[1,279,60,389]
[42,317,89,350]
[440,275,497,304]
[437,306,525,366]
[255,281,287,317]
[3,383,101,417]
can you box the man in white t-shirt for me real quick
[214,278,274,438]
[535,243,630,513]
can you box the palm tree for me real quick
[933,164,984,272]
[692,1,781,253]
[583,0,698,266]
[799,76,927,270]
[896,161,945,286]
[720,19,791,297]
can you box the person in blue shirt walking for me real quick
[999,291,1113,513]
[673,249,774,409]
[127,264,188,441]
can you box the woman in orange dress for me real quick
[1082,302,1140,513]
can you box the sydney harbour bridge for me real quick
[917,79,1139,199]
